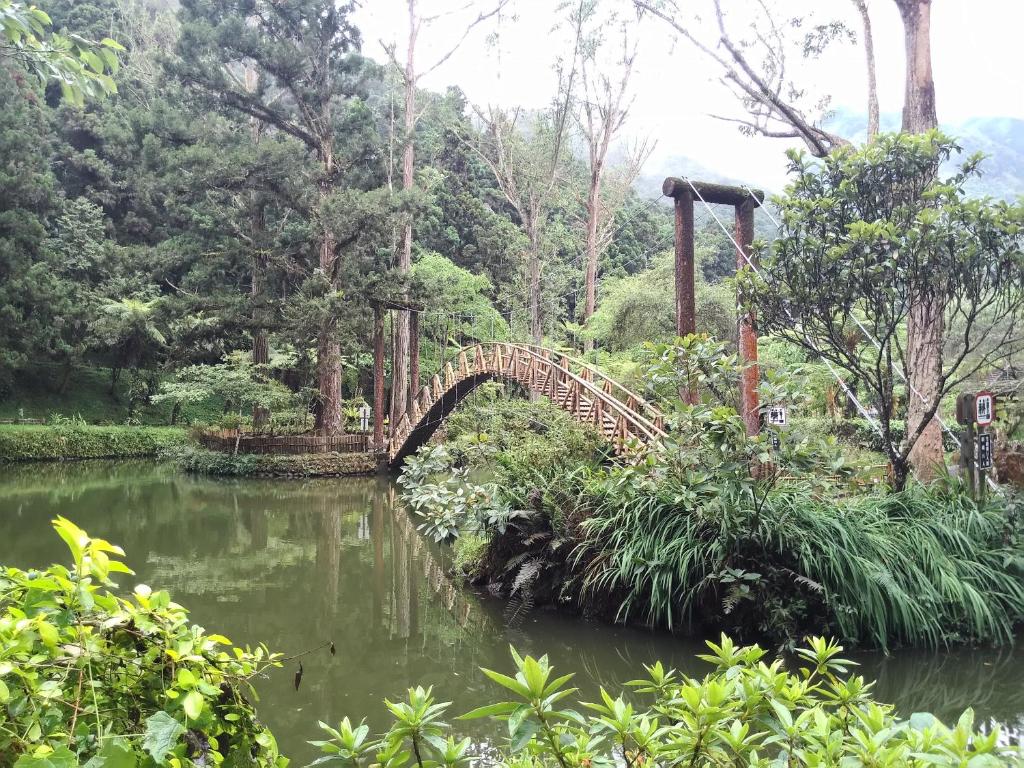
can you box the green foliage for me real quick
[451,534,489,579]
[443,389,607,480]
[576,466,1024,648]
[583,254,736,351]
[0,518,284,766]
[0,0,122,103]
[397,445,522,543]
[0,364,224,426]
[411,252,509,348]
[749,131,1024,484]
[0,424,186,461]
[311,638,1021,766]
[155,351,298,429]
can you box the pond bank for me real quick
[0,424,187,461]
[172,445,379,476]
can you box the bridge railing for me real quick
[387,342,667,463]
[488,343,666,442]
[504,342,665,435]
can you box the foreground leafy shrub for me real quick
[310,635,1021,766]
[1,518,285,766]
[0,425,187,461]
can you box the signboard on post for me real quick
[767,405,788,428]
[978,432,993,470]
[975,391,994,426]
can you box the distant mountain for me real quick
[639,112,1024,202]
[828,109,1024,200]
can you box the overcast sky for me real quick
[353,0,1024,192]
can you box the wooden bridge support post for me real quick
[673,187,698,405]
[373,304,386,451]
[736,198,760,437]
[409,310,420,414]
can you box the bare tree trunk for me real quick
[391,0,417,429]
[246,67,271,432]
[528,219,542,345]
[852,0,880,138]
[582,167,601,352]
[896,0,943,482]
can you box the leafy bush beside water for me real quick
[310,637,1021,767]
[0,519,284,767]
[0,424,187,461]
[398,340,1024,649]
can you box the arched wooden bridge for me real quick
[387,342,666,466]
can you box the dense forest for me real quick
[1,0,760,431]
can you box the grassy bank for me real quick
[402,390,1024,650]
[0,424,188,461]
[171,445,378,476]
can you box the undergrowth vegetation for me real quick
[6,523,1019,766]
[170,445,377,477]
[399,337,1024,650]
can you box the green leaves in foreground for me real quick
[310,637,1021,767]
[0,520,285,767]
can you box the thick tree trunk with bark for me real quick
[252,328,270,430]
[897,0,937,133]
[896,0,943,481]
[906,293,944,482]
[315,148,343,435]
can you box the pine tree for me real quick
[172,0,382,434]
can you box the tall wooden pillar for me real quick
[735,199,760,437]
[673,189,696,338]
[673,189,698,405]
[409,309,420,410]
[372,304,386,450]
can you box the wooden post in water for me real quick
[409,309,420,414]
[372,303,386,451]
[672,186,698,405]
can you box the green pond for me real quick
[1,460,1022,760]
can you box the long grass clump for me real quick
[575,480,1024,649]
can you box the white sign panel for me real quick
[767,405,788,427]
[975,391,994,426]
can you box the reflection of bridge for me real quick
[384,342,666,467]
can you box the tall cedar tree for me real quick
[172,0,371,434]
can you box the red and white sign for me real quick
[975,390,994,426]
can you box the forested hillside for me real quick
[1,0,752,426]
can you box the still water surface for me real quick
[1,461,1022,760]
